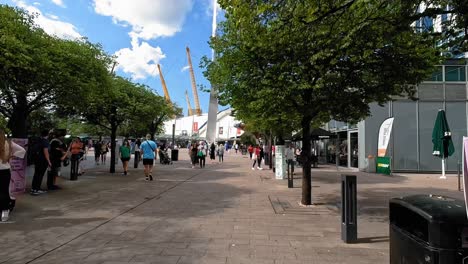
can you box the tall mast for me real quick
[186,46,202,116]
[185,90,194,116]
[157,64,172,106]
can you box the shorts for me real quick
[121,157,130,162]
[142,159,154,166]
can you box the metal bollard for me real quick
[287,161,293,188]
[341,175,357,243]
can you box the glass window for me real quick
[427,66,443,82]
[445,103,467,170]
[445,66,466,82]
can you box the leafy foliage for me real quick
[203,0,441,204]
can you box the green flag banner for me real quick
[376,156,391,175]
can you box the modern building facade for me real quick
[323,61,467,172]
[160,108,244,142]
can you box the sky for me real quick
[1,0,221,116]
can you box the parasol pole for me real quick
[441,159,446,179]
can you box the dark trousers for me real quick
[32,161,48,190]
[218,154,224,162]
[249,152,252,159]
[47,166,59,188]
[0,169,11,211]
[70,154,80,181]
[252,158,262,168]
[134,151,140,168]
[199,156,206,168]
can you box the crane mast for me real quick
[186,46,202,116]
[185,90,194,116]
[157,64,172,106]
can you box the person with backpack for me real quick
[198,142,206,168]
[31,130,51,195]
[140,134,157,181]
[120,139,131,175]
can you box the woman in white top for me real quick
[0,129,26,222]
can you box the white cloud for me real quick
[181,65,190,72]
[115,38,166,80]
[50,0,65,8]
[13,0,80,39]
[93,0,193,40]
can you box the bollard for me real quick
[287,161,293,188]
[341,174,357,243]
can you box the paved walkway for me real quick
[0,150,463,264]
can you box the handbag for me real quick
[197,150,204,157]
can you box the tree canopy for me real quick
[203,0,443,205]
[0,4,112,137]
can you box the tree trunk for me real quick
[110,125,117,173]
[9,94,29,138]
[301,115,313,205]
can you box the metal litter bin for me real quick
[390,194,468,264]
[171,149,179,161]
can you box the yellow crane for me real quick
[186,46,202,116]
[185,90,194,116]
[157,64,172,106]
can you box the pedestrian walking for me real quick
[140,134,157,181]
[285,144,295,175]
[252,145,264,170]
[94,140,101,165]
[209,143,216,161]
[120,139,131,175]
[115,139,120,165]
[100,141,108,165]
[0,129,26,222]
[69,137,83,181]
[31,129,51,195]
[190,143,199,168]
[248,145,253,159]
[134,138,141,168]
[198,142,206,168]
[218,143,225,163]
[235,143,239,154]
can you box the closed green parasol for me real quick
[432,110,455,179]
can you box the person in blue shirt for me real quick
[140,134,157,181]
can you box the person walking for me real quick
[93,140,101,165]
[140,134,157,181]
[69,137,83,181]
[247,145,253,159]
[120,139,131,175]
[285,144,295,175]
[209,143,216,161]
[198,142,206,168]
[134,138,141,168]
[48,132,67,190]
[0,129,26,222]
[190,143,198,168]
[252,145,264,170]
[31,129,51,195]
[100,141,108,165]
[218,143,225,163]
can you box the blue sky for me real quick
[1,0,220,115]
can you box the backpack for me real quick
[31,139,44,163]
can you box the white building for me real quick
[160,108,244,142]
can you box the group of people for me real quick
[189,142,226,169]
[248,145,265,170]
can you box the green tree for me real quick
[0,5,111,138]
[203,0,440,205]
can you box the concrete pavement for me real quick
[0,150,464,263]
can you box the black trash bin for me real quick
[171,149,179,161]
[390,194,468,264]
